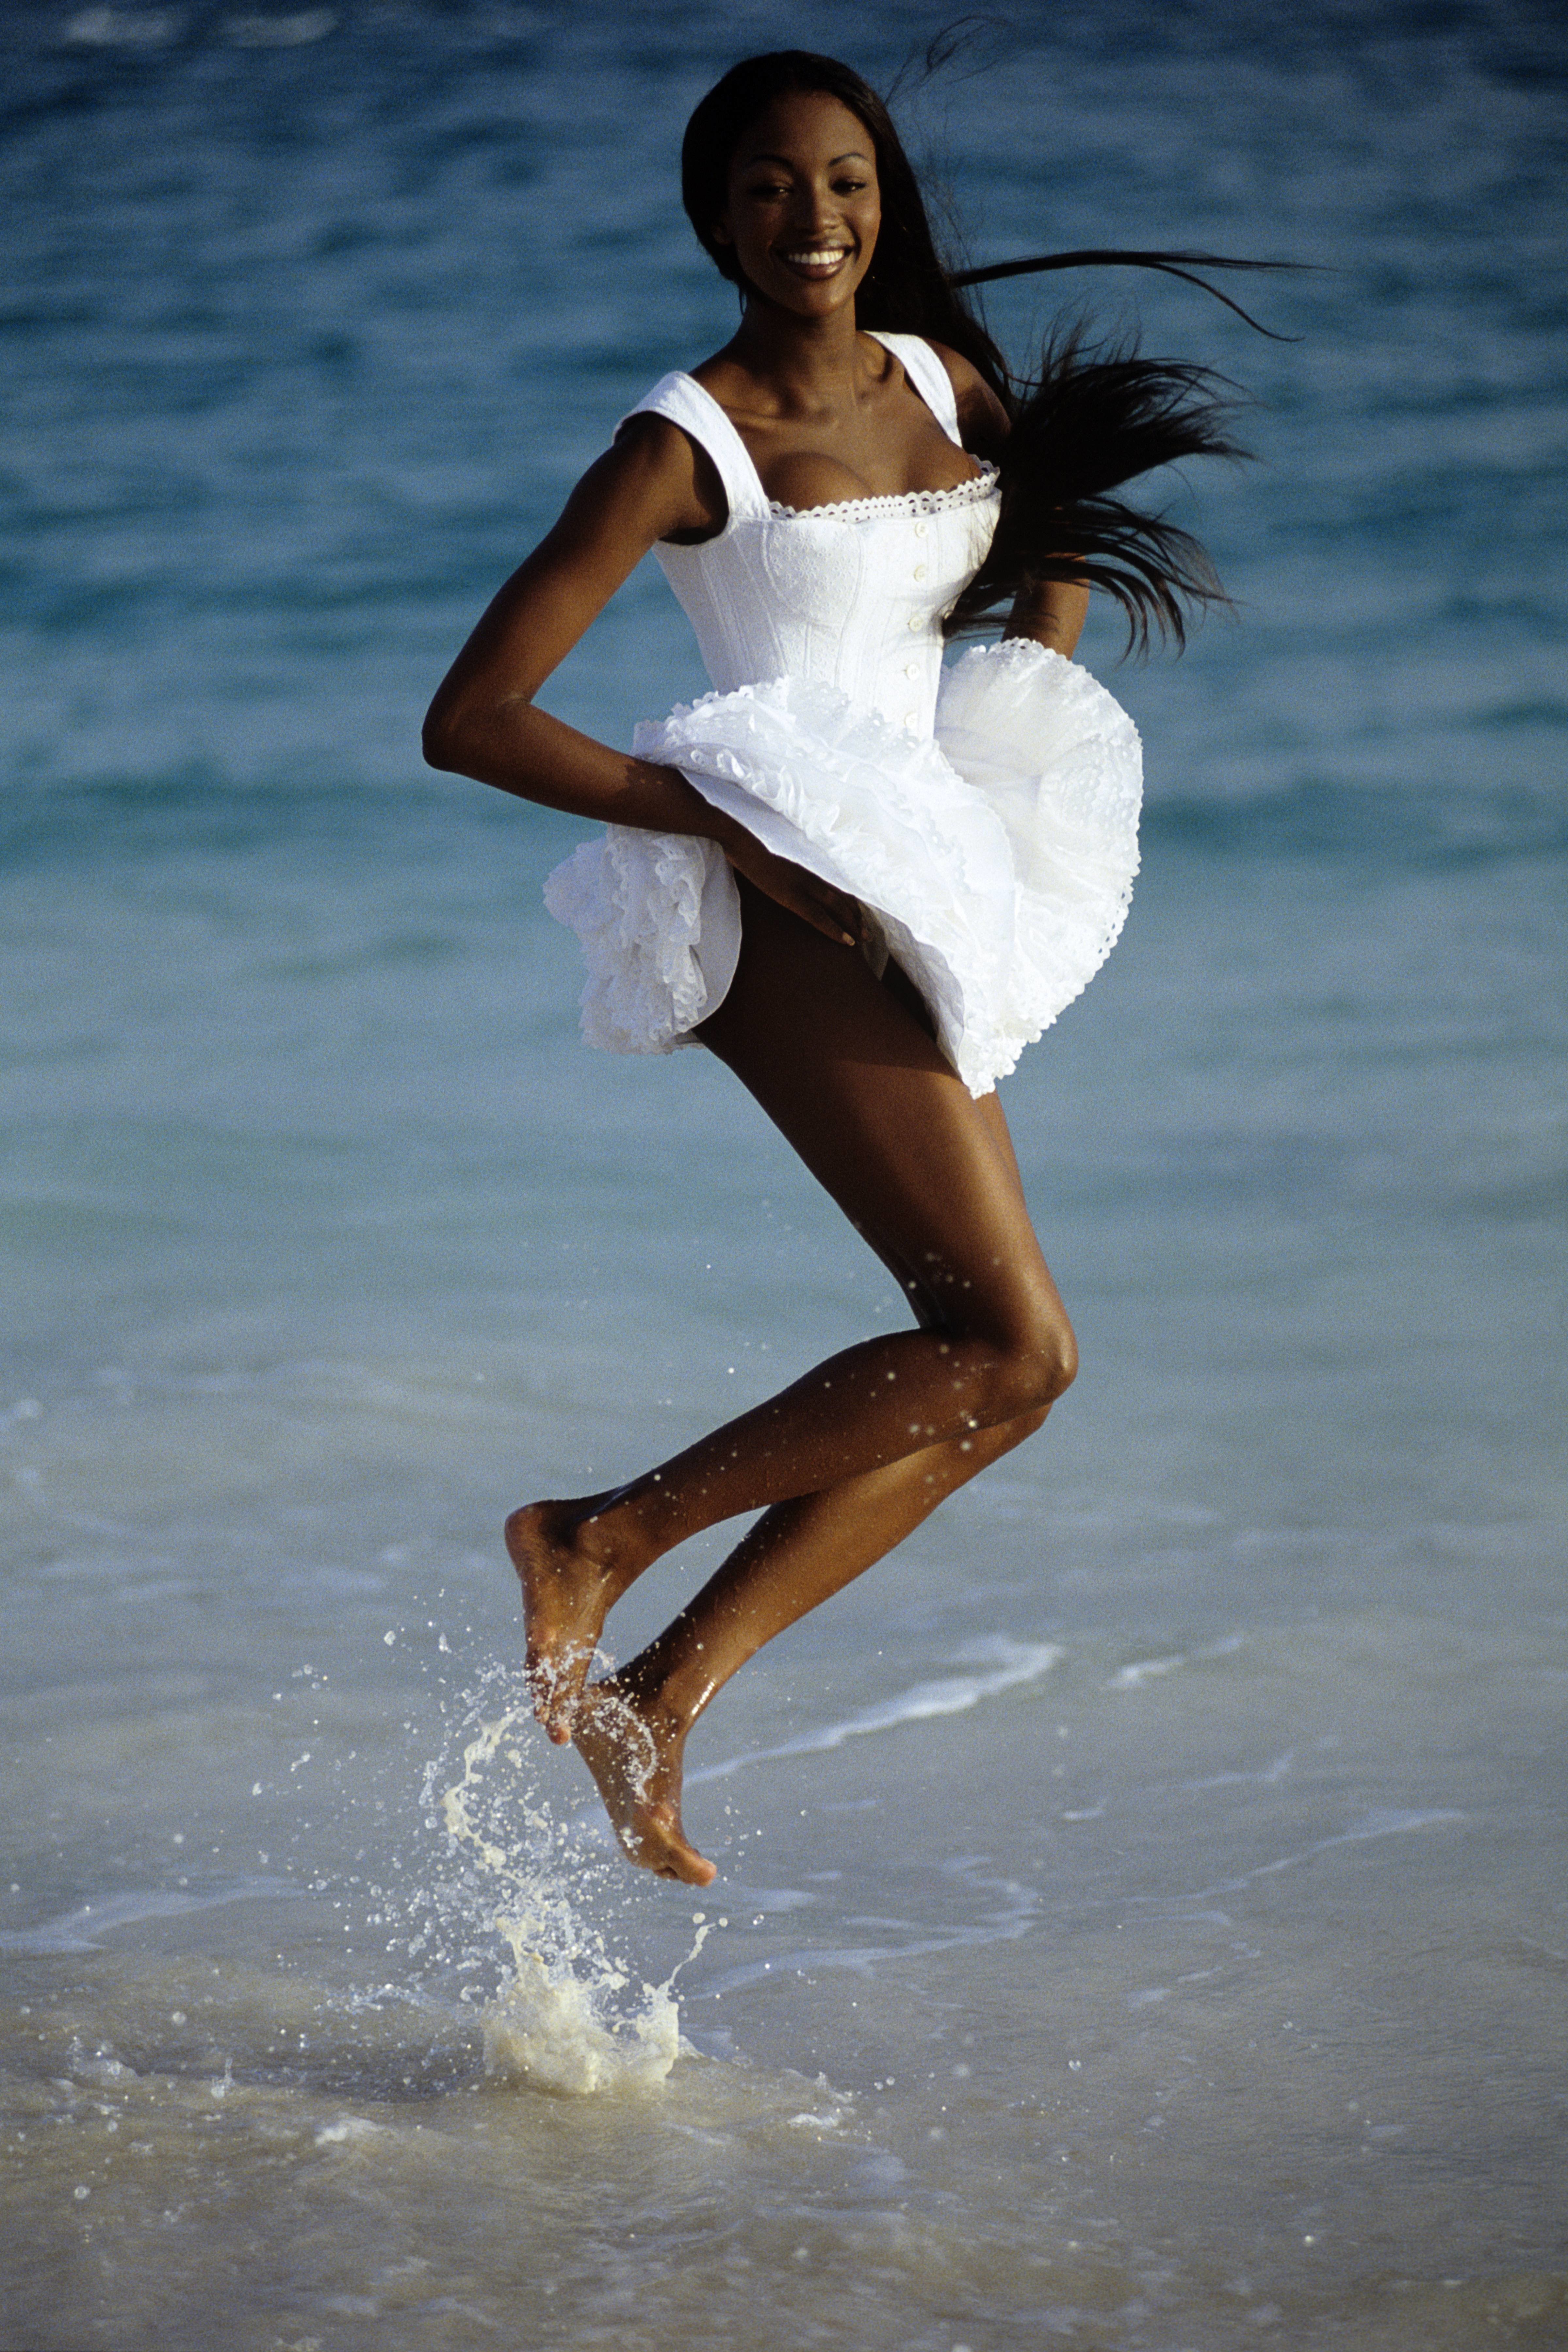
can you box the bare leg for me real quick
[513,886,1074,1736]
[506,1491,629,1743]
[516,886,1075,1829]
[573,1398,1050,1881]
[505,1232,1059,1741]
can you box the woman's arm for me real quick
[424,416,718,826]
[1001,576,1088,657]
[423,417,864,946]
[935,343,1090,660]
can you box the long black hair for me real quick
[681,51,1290,651]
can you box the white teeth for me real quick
[782,249,848,268]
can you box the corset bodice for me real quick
[623,336,1001,738]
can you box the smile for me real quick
[778,247,852,273]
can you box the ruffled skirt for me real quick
[543,638,1141,1099]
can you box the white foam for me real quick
[0,1877,294,1954]
[1110,1652,1186,1689]
[1181,1750,1296,1791]
[1188,1807,1467,1900]
[480,1936,683,2098]
[1111,1633,1249,1691]
[688,1637,1062,1787]
[314,2115,391,2147]
[704,1856,1039,1995]
[409,1674,710,2097]
[63,8,180,46]
[223,9,336,45]
[406,1642,1056,2058]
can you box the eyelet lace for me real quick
[767,463,1000,524]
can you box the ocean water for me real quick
[2,0,1565,2344]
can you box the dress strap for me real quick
[616,372,772,527]
[868,332,963,446]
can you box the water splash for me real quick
[481,1928,686,2096]
[393,1661,707,2096]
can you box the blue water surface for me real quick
[1,4,1565,2346]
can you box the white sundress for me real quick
[544,332,1143,1100]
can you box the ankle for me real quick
[567,1486,665,1593]
[597,1652,684,1735]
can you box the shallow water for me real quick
[3,0,1566,2344]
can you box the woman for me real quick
[424,51,1248,1887]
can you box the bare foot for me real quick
[504,1500,621,1744]
[572,1681,717,1887]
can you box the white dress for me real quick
[544,333,1142,1099]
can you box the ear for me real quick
[710,215,733,248]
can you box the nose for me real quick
[788,180,836,239]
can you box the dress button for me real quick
[905,712,918,727]
[904,662,919,679]
[913,563,926,580]
[906,615,921,632]
[913,520,927,538]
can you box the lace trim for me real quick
[633,652,1141,1095]
[767,462,1000,525]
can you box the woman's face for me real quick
[715,89,881,318]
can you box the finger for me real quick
[771,864,863,946]
[734,861,855,946]
[780,883,860,948]
[727,840,863,947]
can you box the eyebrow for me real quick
[739,148,872,169]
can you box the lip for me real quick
[775,246,853,281]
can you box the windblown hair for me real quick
[681,51,1286,653]
[944,335,1244,648]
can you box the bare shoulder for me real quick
[924,339,988,399]
[925,338,1011,457]
[687,350,778,429]
[596,408,724,539]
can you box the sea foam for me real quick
[398,1665,706,2096]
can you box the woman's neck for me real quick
[723,297,875,410]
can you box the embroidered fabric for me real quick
[626,641,1139,1095]
[767,463,1000,524]
[545,336,1144,1097]
[543,826,738,1058]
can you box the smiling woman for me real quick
[697,96,978,518]
[422,49,1254,1887]
[723,104,882,295]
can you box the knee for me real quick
[987,1310,1078,1423]
[1001,1398,1052,1450]
[1050,1318,1079,1398]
